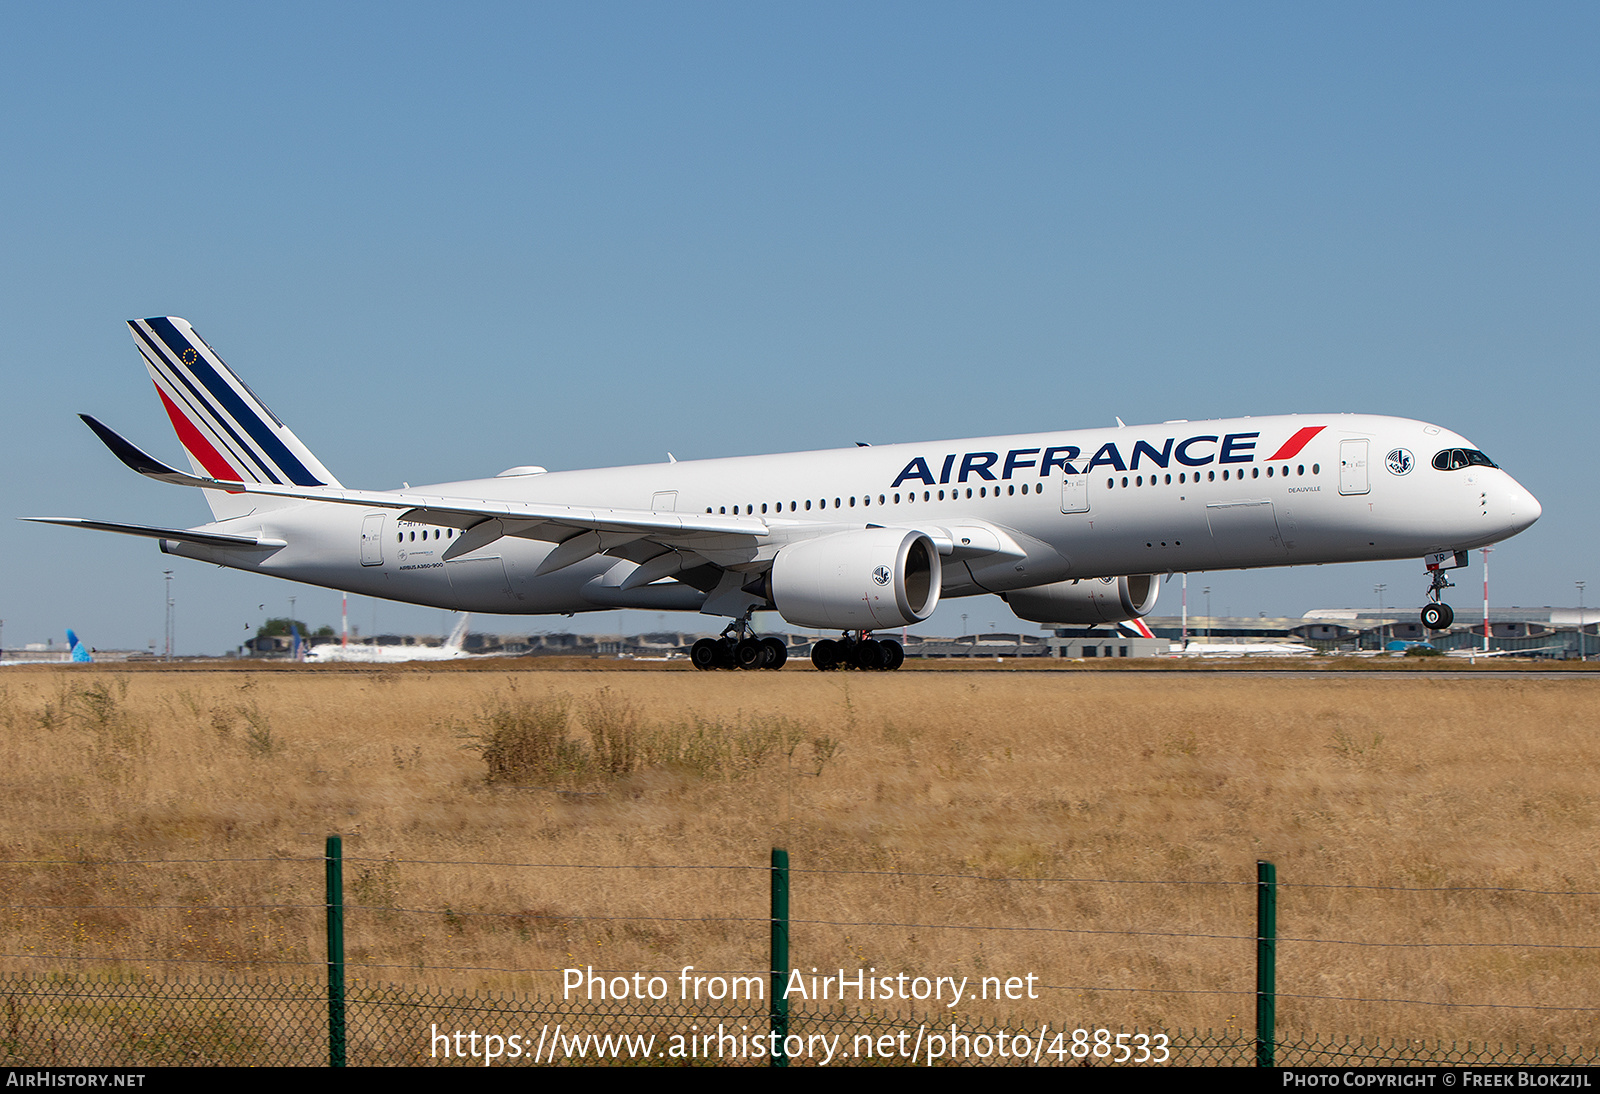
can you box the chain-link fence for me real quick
[7,843,1600,1067]
[4,973,1596,1066]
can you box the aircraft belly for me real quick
[578,579,706,611]
[445,556,514,610]
[1205,499,1289,565]
[444,539,608,613]
[1289,488,1476,563]
[1033,495,1216,577]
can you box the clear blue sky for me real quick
[3,3,1595,652]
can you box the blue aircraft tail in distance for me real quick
[66,629,93,663]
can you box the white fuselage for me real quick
[159,413,1540,621]
[305,643,473,663]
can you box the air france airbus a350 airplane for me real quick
[29,317,1541,671]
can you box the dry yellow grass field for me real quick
[1,664,1596,1053]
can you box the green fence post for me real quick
[326,835,346,1068]
[1256,859,1276,1067]
[770,847,789,1067]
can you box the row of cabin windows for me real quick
[390,464,1324,536]
[1106,463,1319,489]
[706,482,1044,516]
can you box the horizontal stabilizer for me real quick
[20,517,286,550]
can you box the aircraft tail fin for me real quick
[1117,618,1157,640]
[127,317,341,520]
[444,613,471,654]
[66,629,92,663]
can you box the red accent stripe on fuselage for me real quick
[1266,425,1325,460]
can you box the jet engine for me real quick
[769,528,941,630]
[1003,575,1159,625]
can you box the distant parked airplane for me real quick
[1178,640,1319,657]
[306,614,475,663]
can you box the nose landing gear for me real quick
[1421,568,1456,631]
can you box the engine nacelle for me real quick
[770,528,942,630]
[1003,575,1159,625]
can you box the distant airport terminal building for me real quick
[1143,607,1596,658]
[230,607,1595,662]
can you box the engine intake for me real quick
[770,528,941,630]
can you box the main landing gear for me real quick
[810,632,905,672]
[1421,569,1456,632]
[691,610,788,671]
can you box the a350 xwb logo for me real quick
[1386,448,1414,475]
[872,565,892,586]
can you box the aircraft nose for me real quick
[1503,475,1541,535]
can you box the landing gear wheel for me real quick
[690,638,721,670]
[879,638,904,671]
[735,637,767,670]
[761,637,788,669]
[1421,603,1454,631]
[854,638,885,671]
[811,639,841,671]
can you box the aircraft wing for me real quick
[20,517,288,550]
[77,414,769,565]
[77,414,1035,578]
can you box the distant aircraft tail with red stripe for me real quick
[128,317,341,520]
[1117,618,1158,640]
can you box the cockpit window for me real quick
[1431,448,1499,471]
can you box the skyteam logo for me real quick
[872,565,892,586]
[1386,448,1414,476]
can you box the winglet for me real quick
[79,414,235,489]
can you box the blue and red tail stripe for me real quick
[152,386,244,485]
[128,317,331,488]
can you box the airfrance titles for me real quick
[890,426,1326,488]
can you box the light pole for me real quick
[1374,584,1386,650]
[163,570,174,661]
[1482,548,1493,653]
[1203,586,1211,642]
[1578,581,1587,662]
[1181,574,1188,649]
